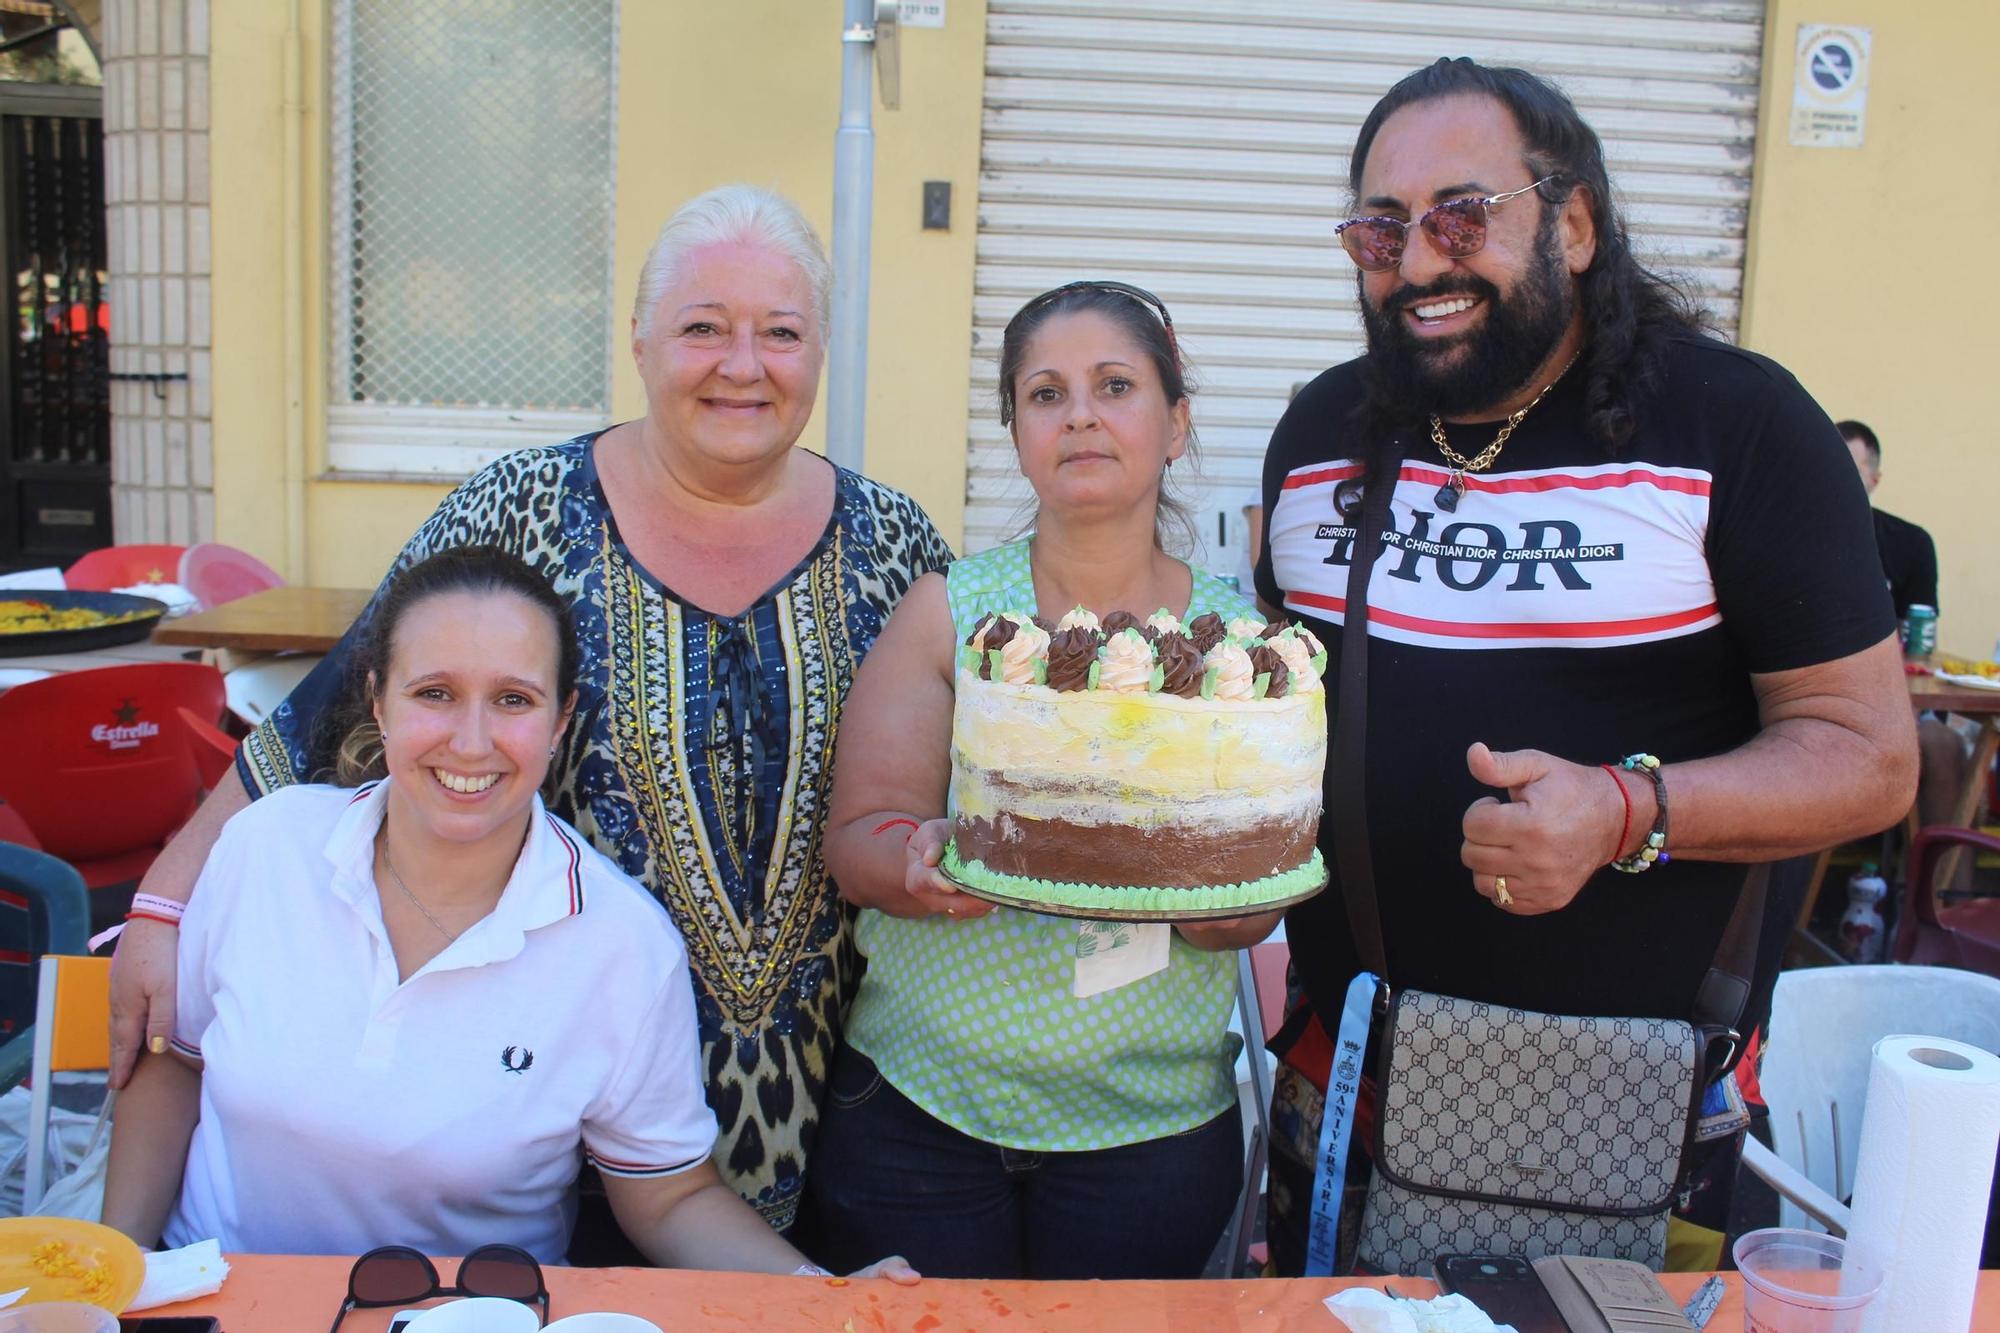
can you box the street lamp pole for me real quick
[827,0,897,472]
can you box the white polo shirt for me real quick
[164,780,717,1262]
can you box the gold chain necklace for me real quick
[379,839,461,943]
[1429,351,1580,512]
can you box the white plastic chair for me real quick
[1743,964,2000,1235]
[222,654,320,728]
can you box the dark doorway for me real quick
[0,82,105,572]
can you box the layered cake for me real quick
[943,607,1329,917]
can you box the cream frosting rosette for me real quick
[1145,608,1185,636]
[1056,605,1101,632]
[996,619,1051,685]
[1203,640,1257,701]
[1097,627,1157,694]
[1267,630,1320,692]
[1226,617,1265,643]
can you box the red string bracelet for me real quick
[1600,764,1632,865]
[125,910,183,929]
[871,817,920,841]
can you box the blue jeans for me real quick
[804,1047,1243,1279]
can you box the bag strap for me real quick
[1330,458,1396,983]
[1327,454,1766,1033]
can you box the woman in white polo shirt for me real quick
[103,546,915,1278]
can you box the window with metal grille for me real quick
[327,0,616,477]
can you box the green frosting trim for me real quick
[1148,663,1165,693]
[942,843,1327,914]
[1199,665,1217,701]
[986,647,1005,679]
[1087,660,1101,690]
[1252,670,1271,700]
[1032,658,1048,686]
[1311,649,1330,676]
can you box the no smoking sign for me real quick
[1790,24,1872,149]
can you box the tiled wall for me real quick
[102,0,211,544]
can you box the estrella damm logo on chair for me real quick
[90,698,160,751]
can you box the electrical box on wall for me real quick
[922,180,951,230]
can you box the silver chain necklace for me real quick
[379,839,460,943]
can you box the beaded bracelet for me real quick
[1610,752,1669,873]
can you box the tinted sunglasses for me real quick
[1335,175,1559,272]
[328,1243,549,1333]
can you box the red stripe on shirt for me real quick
[1282,463,1711,496]
[544,813,584,915]
[0,889,27,910]
[1287,589,1720,639]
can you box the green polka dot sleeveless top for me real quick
[844,539,1249,1150]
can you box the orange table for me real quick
[139,1259,2000,1331]
[151,586,371,654]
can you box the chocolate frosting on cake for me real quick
[1187,612,1226,654]
[1250,642,1291,698]
[1155,631,1204,698]
[1045,626,1101,692]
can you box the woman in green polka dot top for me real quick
[801,282,1285,1279]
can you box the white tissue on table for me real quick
[111,581,200,616]
[126,1239,229,1311]
[1325,1287,1518,1333]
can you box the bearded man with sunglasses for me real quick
[1256,58,1915,1274]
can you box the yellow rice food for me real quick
[0,598,153,635]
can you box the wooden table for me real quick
[151,585,371,654]
[144,1258,2000,1331]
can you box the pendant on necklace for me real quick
[1435,472,1464,513]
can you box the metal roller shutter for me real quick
[963,0,1765,578]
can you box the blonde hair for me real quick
[632,184,832,336]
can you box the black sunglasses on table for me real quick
[327,1243,549,1333]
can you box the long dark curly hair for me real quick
[1341,58,1706,504]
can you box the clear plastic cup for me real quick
[1733,1228,1883,1332]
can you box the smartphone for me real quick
[1432,1253,1573,1333]
[118,1321,223,1332]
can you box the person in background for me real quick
[102,546,915,1283]
[1840,418,1981,886]
[1837,419,1938,622]
[105,185,953,1256]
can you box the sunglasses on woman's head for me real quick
[1001,280,1181,425]
[328,1243,549,1332]
[1335,175,1559,272]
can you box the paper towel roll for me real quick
[1847,1033,2000,1333]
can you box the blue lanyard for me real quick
[1304,970,1379,1276]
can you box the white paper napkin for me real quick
[125,1239,229,1311]
[1325,1288,1518,1333]
[111,581,200,617]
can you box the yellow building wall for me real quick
[1742,2,1999,659]
[209,0,985,589]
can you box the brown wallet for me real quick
[1532,1256,1698,1332]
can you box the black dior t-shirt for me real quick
[1257,333,1894,1030]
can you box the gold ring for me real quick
[1494,876,1513,907]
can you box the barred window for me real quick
[328,0,616,476]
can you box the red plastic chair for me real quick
[176,706,240,791]
[1894,825,2000,978]
[63,544,187,591]
[0,663,226,890]
[178,542,284,609]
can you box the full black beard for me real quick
[1358,214,1575,420]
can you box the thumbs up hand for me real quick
[1460,742,1630,915]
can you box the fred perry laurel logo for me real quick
[501,1045,534,1074]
